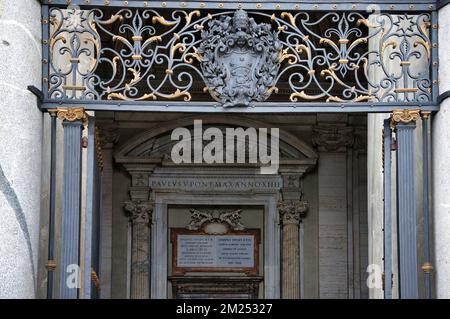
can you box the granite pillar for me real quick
[433,3,450,299]
[0,0,42,298]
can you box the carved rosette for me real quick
[278,200,308,225]
[391,109,421,128]
[198,9,282,107]
[124,200,154,225]
[56,107,88,124]
[312,126,354,152]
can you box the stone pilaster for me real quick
[391,109,420,299]
[97,121,119,299]
[313,124,354,298]
[124,200,153,299]
[57,107,88,299]
[278,200,308,299]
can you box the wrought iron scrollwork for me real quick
[48,8,101,99]
[46,6,433,106]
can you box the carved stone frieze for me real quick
[312,126,354,152]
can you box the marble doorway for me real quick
[149,172,281,299]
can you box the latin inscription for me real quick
[149,176,282,192]
[177,235,254,268]
[151,179,281,189]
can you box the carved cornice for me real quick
[312,126,354,152]
[124,200,154,225]
[56,107,88,124]
[390,109,420,128]
[186,208,245,232]
[278,200,308,224]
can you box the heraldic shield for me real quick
[199,9,282,107]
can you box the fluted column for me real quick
[278,200,308,299]
[57,107,87,299]
[392,109,420,299]
[124,200,153,299]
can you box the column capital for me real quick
[390,109,420,128]
[421,111,431,119]
[124,200,154,225]
[421,262,434,274]
[48,109,58,117]
[56,107,88,124]
[278,200,308,224]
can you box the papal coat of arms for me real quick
[198,9,282,107]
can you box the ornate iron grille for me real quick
[41,1,438,111]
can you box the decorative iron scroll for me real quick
[46,6,433,105]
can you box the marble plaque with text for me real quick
[172,229,259,275]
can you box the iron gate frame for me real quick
[39,0,441,113]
